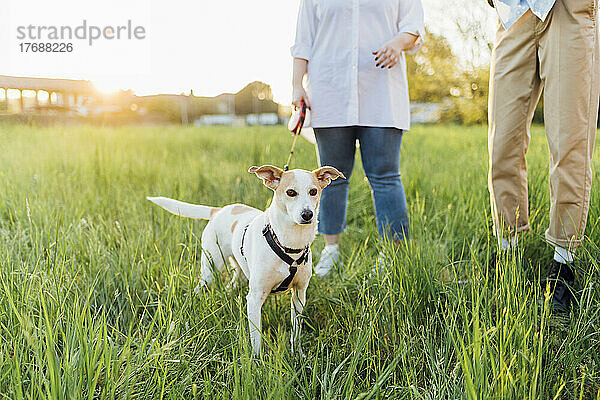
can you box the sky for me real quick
[0,0,497,104]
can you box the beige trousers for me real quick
[488,0,599,248]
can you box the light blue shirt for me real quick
[493,0,557,28]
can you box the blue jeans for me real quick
[314,126,409,241]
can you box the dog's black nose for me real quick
[301,209,313,222]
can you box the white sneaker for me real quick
[314,244,339,277]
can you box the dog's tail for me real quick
[146,197,221,220]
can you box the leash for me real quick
[237,103,310,292]
[284,102,307,172]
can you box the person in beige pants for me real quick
[488,0,599,311]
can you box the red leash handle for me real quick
[289,103,308,135]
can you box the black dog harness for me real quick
[240,223,310,293]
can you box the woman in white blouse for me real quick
[291,0,424,276]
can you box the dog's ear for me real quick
[313,166,345,189]
[248,165,284,190]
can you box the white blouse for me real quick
[291,0,424,130]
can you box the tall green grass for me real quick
[0,123,598,399]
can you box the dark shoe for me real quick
[541,260,575,313]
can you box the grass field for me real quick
[0,123,599,399]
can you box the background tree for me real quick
[406,0,495,125]
[406,29,490,125]
[234,81,278,115]
[406,29,462,104]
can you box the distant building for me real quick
[194,113,281,127]
[0,75,293,126]
[246,113,279,126]
[195,114,244,126]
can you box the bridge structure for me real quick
[0,75,95,112]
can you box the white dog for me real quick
[147,165,344,355]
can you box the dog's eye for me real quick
[286,189,298,197]
[309,188,318,196]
